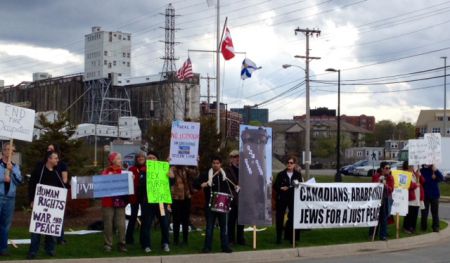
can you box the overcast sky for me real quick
[1,0,449,123]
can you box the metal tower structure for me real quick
[161,3,178,75]
[84,78,132,125]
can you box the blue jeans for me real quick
[204,208,229,251]
[28,233,56,256]
[140,203,169,249]
[0,196,15,253]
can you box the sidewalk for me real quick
[15,221,450,263]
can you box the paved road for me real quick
[284,203,450,263]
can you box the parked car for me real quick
[339,160,369,175]
[353,160,398,177]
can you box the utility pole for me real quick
[294,27,321,179]
[442,56,447,137]
[200,74,216,105]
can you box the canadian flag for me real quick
[221,27,235,60]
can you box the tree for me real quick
[364,120,416,146]
[22,112,88,176]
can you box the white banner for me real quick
[424,133,442,165]
[169,121,200,166]
[408,139,429,165]
[390,188,408,216]
[294,183,383,229]
[29,184,67,237]
[0,102,35,142]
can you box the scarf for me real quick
[207,168,227,187]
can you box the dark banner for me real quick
[238,125,272,226]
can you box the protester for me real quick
[369,161,394,240]
[224,150,245,246]
[101,152,127,253]
[273,156,302,244]
[45,144,69,245]
[126,151,146,245]
[169,165,198,245]
[195,156,233,253]
[139,151,170,253]
[420,164,443,232]
[403,162,424,234]
[27,151,66,259]
[0,143,22,257]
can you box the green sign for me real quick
[146,160,172,204]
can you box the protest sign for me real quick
[71,172,133,199]
[408,139,429,165]
[294,183,384,229]
[391,188,408,216]
[424,133,442,165]
[0,102,35,142]
[146,160,171,204]
[169,121,200,166]
[238,125,273,227]
[29,184,67,237]
[391,170,412,190]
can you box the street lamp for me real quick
[325,68,341,182]
[282,63,311,178]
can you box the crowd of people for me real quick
[0,142,446,259]
[369,161,443,241]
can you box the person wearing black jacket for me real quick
[273,156,303,244]
[27,151,66,260]
[194,156,233,254]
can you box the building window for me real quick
[104,60,107,65]
[123,52,126,58]
[104,51,108,56]
[438,116,443,121]
[113,61,116,66]
[128,35,131,40]
[432,127,441,133]
[123,61,126,65]
[127,62,130,67]
[127,53,130,58]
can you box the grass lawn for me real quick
[4,218,446,261]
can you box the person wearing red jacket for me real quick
[403,162,424,233]
[369,161,394,240]
[126,151,146,244]
[102,152,127,253]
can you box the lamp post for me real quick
[282,64,311,177]
[325,68,341,182]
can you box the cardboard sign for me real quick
[424,133,442,165]
[146,160,171,204]
[408,139,429,165]
[294,183,384,229]
[29,184,67,237]
[70,172,133,199]
[0,102,36,142]
[169,121,200,166]
[391,170,412,190]
[391,188,409,216]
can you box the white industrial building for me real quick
[32,72,52,81]
[84,26,131,81]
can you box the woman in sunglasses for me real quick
[273,156,303,244]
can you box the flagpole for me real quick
[215,0,221,135]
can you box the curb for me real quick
[441,196,450,203]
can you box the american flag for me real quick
[177,58,194,81]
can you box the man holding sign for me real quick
[27,151,67,260]
[140,152,171,253]
[0,143,22,257]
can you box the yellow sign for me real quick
[391,170,412,189]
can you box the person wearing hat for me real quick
[224,150,245,246]
[101,152,127,253]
